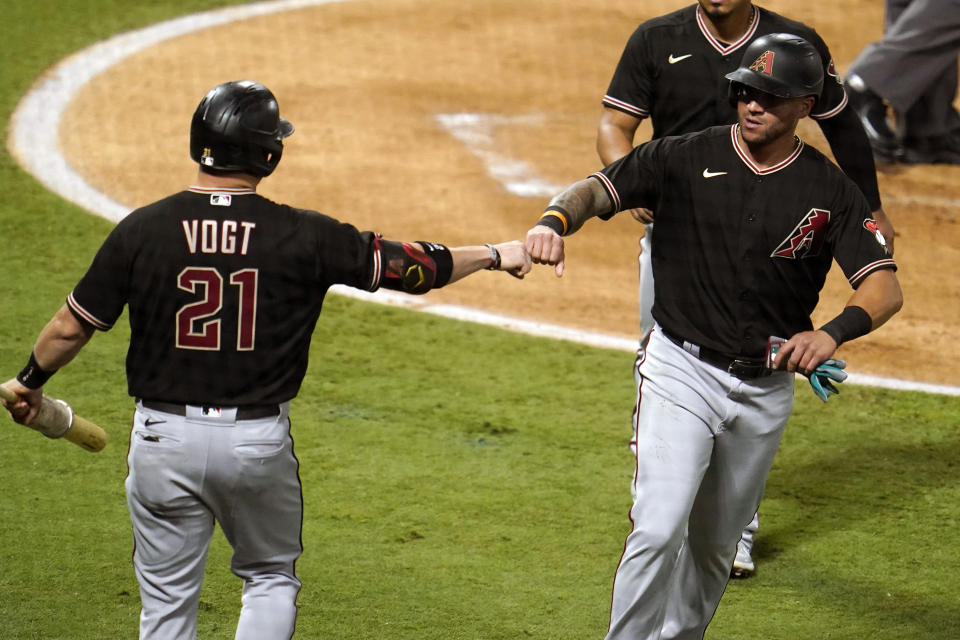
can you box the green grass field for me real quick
[2,2,959,638]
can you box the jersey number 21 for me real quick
[176,267,258,351]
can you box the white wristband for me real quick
[484,243,501,270]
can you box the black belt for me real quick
[660,329,768,380]
[139,399,280,420]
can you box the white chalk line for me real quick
[886,195,960,210]
[7,2,959,398]
[434,113,565,198]
[331,287,960,397]
[8,0,351,223]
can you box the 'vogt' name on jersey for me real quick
[182,219,256,255]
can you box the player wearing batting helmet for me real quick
[726,33,825,100]
[596,0,896,579]
[2,80,531,640]
[528,34,902,640]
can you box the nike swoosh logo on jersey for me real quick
[702,169,728,178]
[144,418,166,427]
[668,53,692,64]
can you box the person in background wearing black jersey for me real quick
[1,80,531,640]
[528,35,902,640]
[595,0,896,578]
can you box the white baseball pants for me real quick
[607,328,794,640]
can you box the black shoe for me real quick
[901,134,960,164]
[844,74,902,162]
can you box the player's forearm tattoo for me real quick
[547,179,613,234]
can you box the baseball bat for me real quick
[0,385,107,452]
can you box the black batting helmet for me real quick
[725,33,824,101]
[190,80,294,177]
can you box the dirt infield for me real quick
[58,0,960,385]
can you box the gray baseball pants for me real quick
[608,328,794,640]
[126,402,301,639]
[848,0,960,138]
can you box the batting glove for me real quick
[807,359,847,402]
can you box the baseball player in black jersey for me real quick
[596,0,896,577]
[527,35,902,639]
[1,80,531,640]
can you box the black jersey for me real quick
[67,186,382,405]
[603,4,847,139]
[592,125,896,359]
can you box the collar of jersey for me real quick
[730,125,804,175]
[188,186,257,195]
[696,5,759,54]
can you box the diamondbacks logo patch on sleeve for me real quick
[827,59,842,84]
[864,218,887,247]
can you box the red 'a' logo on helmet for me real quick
[749,51,775,75]
[771,208,831,259]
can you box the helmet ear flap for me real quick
[259,144,283,175]
[728,81,743,108]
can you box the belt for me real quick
[139,399,280,420]
[660,329,768,380]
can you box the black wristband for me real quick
[819,305,872,346]
[17,352,55,390]
[538,206,570,235]
[416,241,453,288]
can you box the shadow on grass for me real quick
[755,386,960,637]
